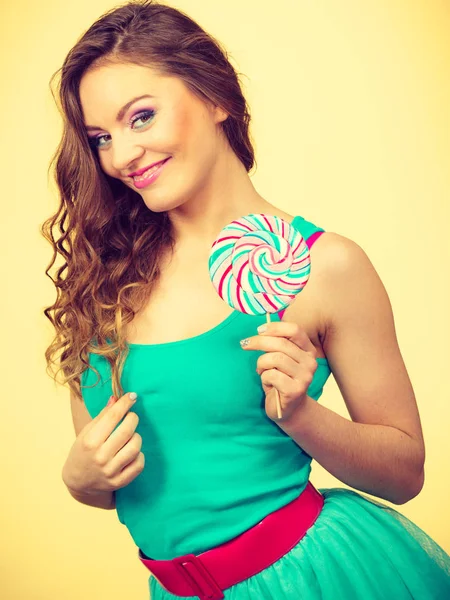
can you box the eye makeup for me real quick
[87,108,156,150]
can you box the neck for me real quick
[167,145,275,248]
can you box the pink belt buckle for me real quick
[172,554,224,600]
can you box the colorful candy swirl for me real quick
[209,214,311,315]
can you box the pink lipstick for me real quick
[130,158,171,189]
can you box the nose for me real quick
[110,135,145,175]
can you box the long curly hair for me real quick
[41,0,256,402]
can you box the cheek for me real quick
[168,104,200,157]
[170,101,216,159]
[95,153,113,179]
[155,105,187,148]
[171,102,192,138]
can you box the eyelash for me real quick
[89,109,156,149]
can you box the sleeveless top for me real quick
[81,215,332,560]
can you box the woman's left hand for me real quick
[240,321,319,423]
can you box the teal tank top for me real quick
[81,215,332,560]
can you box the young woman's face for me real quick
[79,62,227,212]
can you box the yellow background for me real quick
[1,0,449,598]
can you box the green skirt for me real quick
[148,487,450,599]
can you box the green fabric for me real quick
[150,488,450,599]
[81,214,450,598]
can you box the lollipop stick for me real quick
[266,313,282,419]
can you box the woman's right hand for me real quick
[62,392,145,495]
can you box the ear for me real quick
[213,105,229,124]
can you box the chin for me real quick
[140,195,183,214]
[141,202,169,213]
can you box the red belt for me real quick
[138,481,324,600]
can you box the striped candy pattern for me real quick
[208,214,311,315]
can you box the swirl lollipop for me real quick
[209,214,311,418]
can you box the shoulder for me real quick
[311,231,368,270]
[310,231,377,284]
[309,231,389,331]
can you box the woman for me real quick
[42,1,450,598]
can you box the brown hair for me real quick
[41,0,256,402]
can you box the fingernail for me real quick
[106,395,115,406]
[240,338,250,348]
[129,392,137,401]
[257,324,267,334]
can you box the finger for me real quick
[256,352,300,379]
[86,393,127,425]
[110,451,145,489]
[260,321,317,354]
[261,368,296,397]
[243,322,317,360]
[101,410,140,459]
[243,334,309,365]
[261,368,309,401]
[106,395,116,407]
[84,392,138,446]
[260,321,317,356]
[105,431,142,475]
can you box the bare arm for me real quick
[280,233,425,505]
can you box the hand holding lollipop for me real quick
[208,214,312,418]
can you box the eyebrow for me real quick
[84,94,155,132]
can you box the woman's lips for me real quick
[130,158,169,178]
[131,157,171,189]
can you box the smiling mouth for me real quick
[130,158,170,181]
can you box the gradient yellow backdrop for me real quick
[1,0,449,598]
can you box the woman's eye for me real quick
[130,109,156,129]
[89,134,110,149]
[88,109,156,150]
